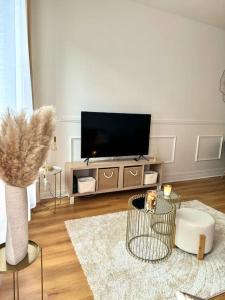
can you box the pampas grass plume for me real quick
[0,106,56,187]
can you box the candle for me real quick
[146,190,157,210]
[164,184,172,197]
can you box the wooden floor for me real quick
[1,177,225,300]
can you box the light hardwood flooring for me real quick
[0,177,225,299]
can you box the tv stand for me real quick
[65,158,163,204]
[134,155,149,162]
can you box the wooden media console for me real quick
[65,159,163,204]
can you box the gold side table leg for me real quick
[173,224,176,248]
[59,171,62,205]
[16,272,19,300]
[38,175,41,202]
[54,174,56,213]
[41,248,44,300]
[13,272,16,300]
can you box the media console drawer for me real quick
[124,166,143,187]
[98,168,119,191]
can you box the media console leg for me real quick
[70,196,75,205]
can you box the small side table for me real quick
[126,194,176,263]
[157,190,181,209]
[38,166,62,213]
[0,240,43,300]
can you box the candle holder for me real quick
[163,184,172,198]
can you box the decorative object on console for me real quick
[175,208,215,260]
[219,70,225,102]
[0,106,55,265]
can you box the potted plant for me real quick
[0,106,55,265]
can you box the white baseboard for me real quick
[163,168,225,183]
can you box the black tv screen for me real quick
[81,112,151,158]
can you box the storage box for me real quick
[144,171,158,185]
[78,177,96,193]
[98,168,118,191]
[124,166,142,187]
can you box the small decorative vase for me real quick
[5,184,28,265]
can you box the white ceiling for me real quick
[133,0,225,30]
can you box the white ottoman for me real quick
[175,208,215,259]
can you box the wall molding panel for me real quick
[60,116,225,126]
[60,116,80,124]
[195,135,224,162]
[69,136,81,162]
[69,135,177,163]
[150,136,177,163]
[65,121,225,184]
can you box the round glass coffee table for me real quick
[126,194,176,263]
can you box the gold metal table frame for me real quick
[126,194,176,263]
[38,166,62,213]
[0,240,43,300]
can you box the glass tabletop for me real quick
[158,190,181,202]
[0,240,40,273]
[130,195,173,215]
[39,165,62,176]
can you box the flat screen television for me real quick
[81,111,151,158]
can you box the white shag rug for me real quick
[65,201,225,300]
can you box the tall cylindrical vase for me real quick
[5,184,28,265]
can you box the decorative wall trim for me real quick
[70,135,177,163]
[150,135,177,163]
[69,136,80,162]
[60,116,81,123]
[60,116,225,126]
[194,135,224,161]
[152,119,225,126]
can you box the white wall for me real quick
[30,0,225,196]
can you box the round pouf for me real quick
[175,208,215,255]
